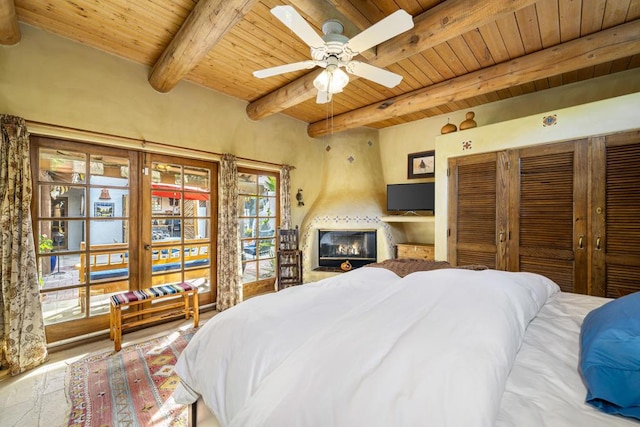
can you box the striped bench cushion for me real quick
[110,283,196,306]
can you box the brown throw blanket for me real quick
[366,258,487,277]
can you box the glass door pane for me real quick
[87,153,131,316]
[37,147,88,325]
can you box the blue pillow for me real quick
[579,292,640,420]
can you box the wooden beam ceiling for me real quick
[0,0,20,45]
[307,20,640,138]
[9,0,639,135]
[246,0,538,121]
[149,0,259,93]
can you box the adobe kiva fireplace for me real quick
[298,128,401,281]
[318,230,377,269]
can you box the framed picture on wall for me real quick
[94,202,115,217]
[408,150,435,179]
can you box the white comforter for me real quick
[174,267,559,427]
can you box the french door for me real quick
[32,137,138,342]
[143,154,217,308]
[238,168,279,297]
[32,137,216,343]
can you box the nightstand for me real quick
[395,243,434,260]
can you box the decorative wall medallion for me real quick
[542,114,557,127]
[462,140,472,150]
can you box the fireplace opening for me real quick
[317,229,377,270]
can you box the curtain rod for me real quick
[25,120,293,171]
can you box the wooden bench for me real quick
[109,282,199,351]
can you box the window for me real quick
[238,170,279,289]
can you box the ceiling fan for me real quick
[253,5,414,104]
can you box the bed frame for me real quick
[189,400,220,427]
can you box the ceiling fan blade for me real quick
[346,61,403,88]
[346,9,414,54]
[316,90,332,104]
[271,5,325,48]
[253,60,317,78]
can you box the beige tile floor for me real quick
[0,310,216,427]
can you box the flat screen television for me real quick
[386,182,435,213]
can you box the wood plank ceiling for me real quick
[4,0,640,137]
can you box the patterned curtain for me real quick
[0,115,48,375]
[216,154,242,311]
[280,164,292,230]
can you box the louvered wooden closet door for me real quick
[448,152,509,269]
[591,131,640,297]
[511,141,588,293]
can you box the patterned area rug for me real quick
[66,328,197,427]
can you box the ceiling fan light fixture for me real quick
[313,65,349,94]
[259,6,414,103]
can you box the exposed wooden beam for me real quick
[0,0,20,45]
[149,0,258,93]
[246,0,537,121]
[307,20,640,138]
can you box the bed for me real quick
[173,261,639,426]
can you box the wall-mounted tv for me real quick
[386,182,435,213]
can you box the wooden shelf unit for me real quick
[277,226,302,290]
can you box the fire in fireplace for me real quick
[318,229,377,270]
